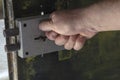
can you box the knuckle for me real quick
[50,11,62,23]
[50,12,58,22]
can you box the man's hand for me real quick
[39,0,120,50]
[39,10,97,38]
[39,10,98,50]
[45,31,87,50]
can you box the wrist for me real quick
[80,0,120,32]
[78,7,100,33]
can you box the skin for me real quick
[39,0,120,50]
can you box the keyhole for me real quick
[34,35,47,41]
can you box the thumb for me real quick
[39,20,55,31]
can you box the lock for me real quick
[34,35,47,41]
[16,15,64,58]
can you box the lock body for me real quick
[16,15,64,58]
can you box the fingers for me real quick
[50,12,58,23]
[55,35,69,46]
[45,32,87,51]
[64,35,78,50]
[74,35,86,51]
[45,31,58,41]
[45,31,69,46]
[64,35,86,50]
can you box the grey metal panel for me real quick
[16,15,64,58]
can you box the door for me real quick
[3,0,120,80]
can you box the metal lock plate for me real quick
[16,15,64,58]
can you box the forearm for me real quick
[82,0,120,32]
